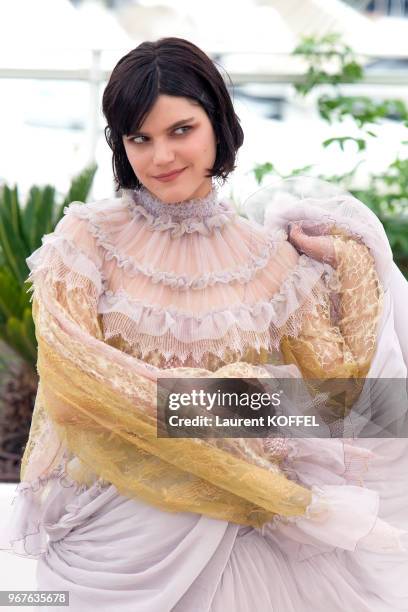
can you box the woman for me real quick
[1,37,408,611]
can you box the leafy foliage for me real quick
[0,164,97,366]
[253,162,314,185]
[293,33,363,96]
[318,95,408,128]
[253,33,408,278]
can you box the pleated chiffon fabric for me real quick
[1,181,408,611]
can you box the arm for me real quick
[28,209,105,339]
[280,234,383,420]
[331,234,383,374]
[282,227,383,375]
[21,208,105,481]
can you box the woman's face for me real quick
[122,94,218,203]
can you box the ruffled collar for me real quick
[133,184,222,219]
[122,185,237,238]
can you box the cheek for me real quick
[124,146,145,171]
[191,131,217,159]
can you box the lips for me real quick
[154,168,186,179]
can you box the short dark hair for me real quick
[102,37,244,192]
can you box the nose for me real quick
[152,140,176,166]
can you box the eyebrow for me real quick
[130,117,195,136]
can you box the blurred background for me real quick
[1,0,408,478]
[1,0,408,479]
[0,0,408,597]
[2,0,408,203]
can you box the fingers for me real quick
[289,221,332,237]
[288,224,337,267]
[288,223,311,252]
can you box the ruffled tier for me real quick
[65,198,288,291]
[25,233,103,299]
[260,438,408,558]
[97,255,328,363]
[25,196,334,364]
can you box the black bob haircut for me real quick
[102,37,244,192]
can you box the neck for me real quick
[132,183,222,220]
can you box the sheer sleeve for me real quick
[280,234,383,385]
[21,206,105,481]
[331,235,383,374]
[27,209,105,340]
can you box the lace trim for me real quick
[63,200,273,290]
[96,228,285,291]
[121,187,238,238]
[16,463,93,498]
[342,439,375,486]
[278,438,375,488]
[101,254,324,321]
[127,184,221,218]
[25,209,329,363]
[25,234,106,302]
[99,258,328,363]
[258,484,330,533]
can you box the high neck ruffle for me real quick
[132,185,222,219]
[37,193,333,368]
[121,185,237,238]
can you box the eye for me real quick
[173,125,192,135]
[128,125,192,144]
[130,135,147,144]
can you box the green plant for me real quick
[292,33,363,96]
[351,157,408,277]
[252,33,408,278]
[0,163,97,366]
[0,164,97,481]
[253,162,314,185]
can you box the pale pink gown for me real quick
[1,182,408,611]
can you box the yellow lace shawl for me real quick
[20,185,383,528]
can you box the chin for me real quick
[152,183,199,204]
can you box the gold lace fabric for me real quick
[22,267,312,528]
[281,232,383,421]
[107,229,384,420]
[21,217,383,528]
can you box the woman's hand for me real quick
[288,222,337,268]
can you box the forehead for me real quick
[139,95,204,129]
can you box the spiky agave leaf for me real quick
[58,162,98,222]
[0,164,98,478]
[22,184,56,253]
[0,185,31,285]
[0,163,97,365]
